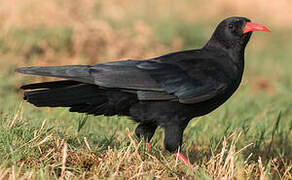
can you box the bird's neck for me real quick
[204,39,245,69]
[203,40,245,87]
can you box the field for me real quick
[0,0,291,179]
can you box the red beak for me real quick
[243,22,271,34]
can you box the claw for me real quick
[175,152,193,168]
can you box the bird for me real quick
[16,17,270,166]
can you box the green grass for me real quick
[0,27,73,60]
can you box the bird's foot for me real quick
[146,142,151,150]
[175,152,193,169]
[145,143,192,168]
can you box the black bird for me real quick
[16,17,270,165]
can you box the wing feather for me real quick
[17,54,234,104]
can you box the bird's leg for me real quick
[164,124,193,168]
[135,123,157,150]
[174,152,193,168]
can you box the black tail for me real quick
[21,80,80,90]
[21,80,138,116]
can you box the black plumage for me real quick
[16,17,270,153]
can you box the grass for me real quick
[1,83,291,179]
[0,0,292,179]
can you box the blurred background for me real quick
[0,0,291,95]
[0,0,291,178]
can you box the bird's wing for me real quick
[136,58,233,104]
[88,60,162,91]
[16,57,234,104]
[16,65,95,84]
[90,58,234,104]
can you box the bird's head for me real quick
[205,17,271,51]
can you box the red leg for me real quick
[175,152,193,168]
[146,142,151,150]
[146,143,192,168]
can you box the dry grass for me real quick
[0,111,291,179]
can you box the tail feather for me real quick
[21,80,138,116]
[70,105,101,114]
[16,65,94,84]
[69,104,106,115]
[21,80,80,90]
[24,84,106,107]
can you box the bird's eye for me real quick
[228,23,234,30]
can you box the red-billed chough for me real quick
[16,17,270,166]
